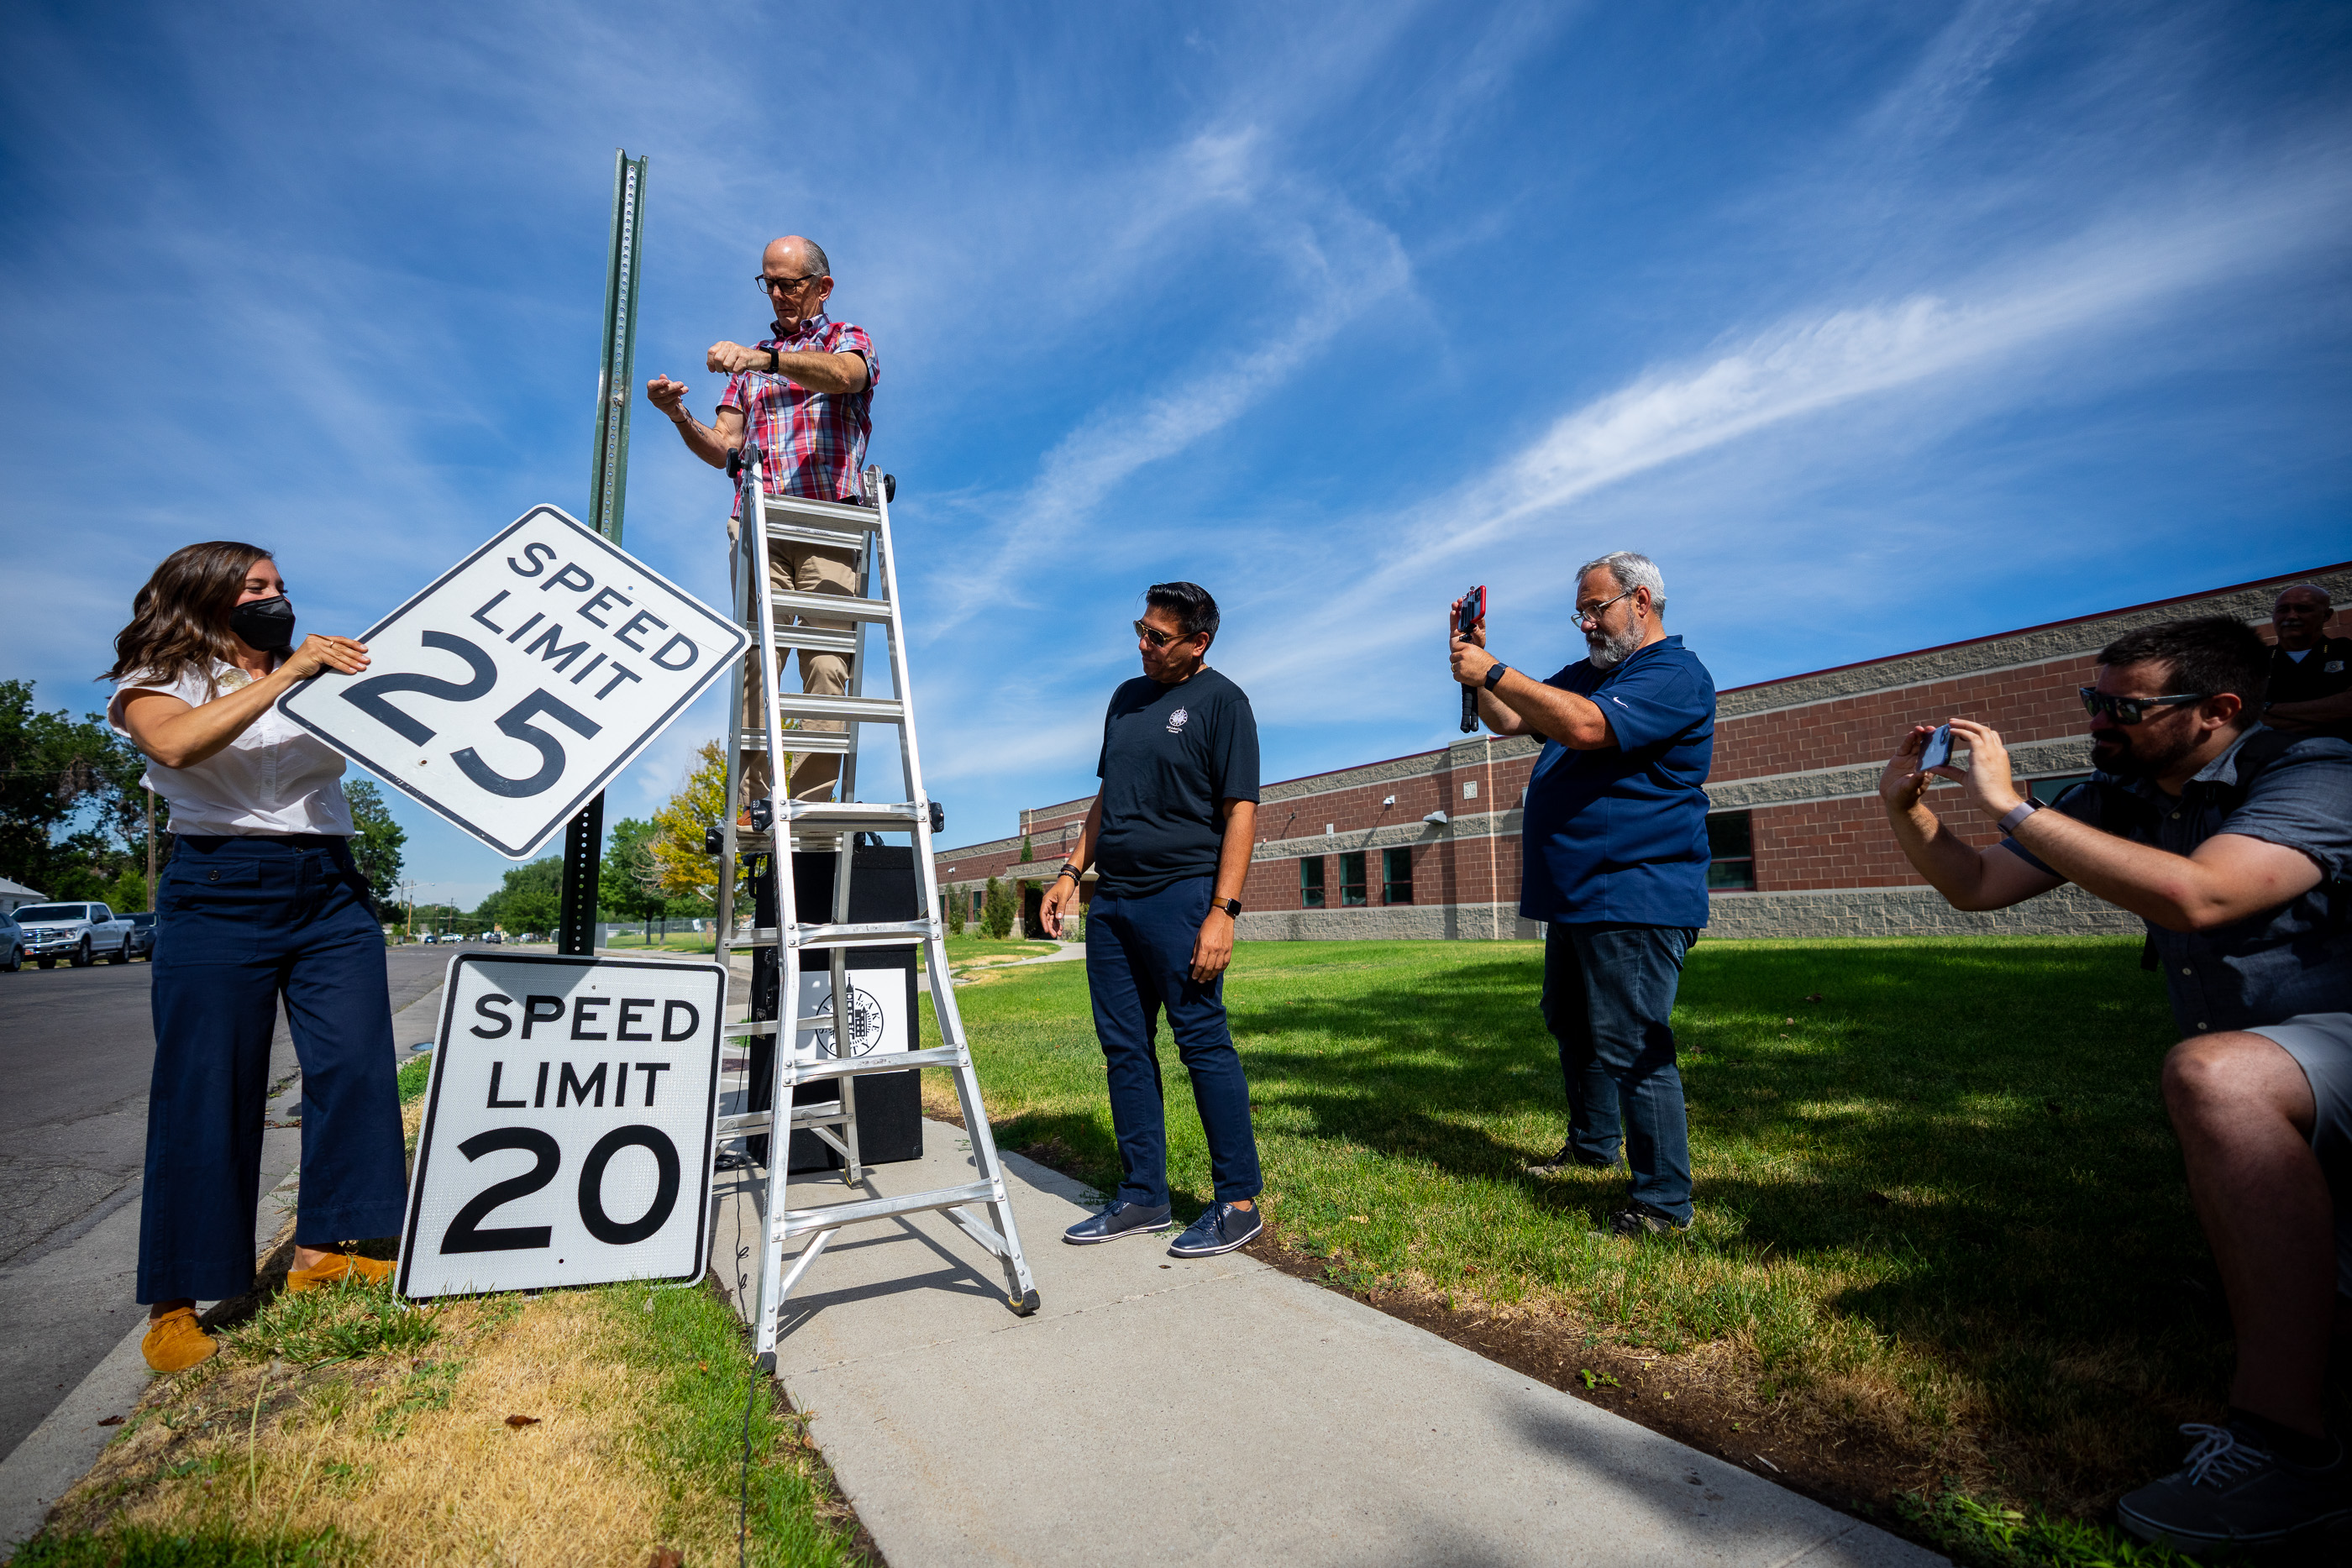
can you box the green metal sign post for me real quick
[557,149,648,958]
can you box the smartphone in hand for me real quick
[1457,585,1486,638]
[1919,722,1954,771]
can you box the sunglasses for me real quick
[2078,687,2210,725]
[1133,619,1196,648]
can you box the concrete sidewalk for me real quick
[717,1123,1942,1568]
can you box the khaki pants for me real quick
[740,538,860,805]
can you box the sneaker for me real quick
[2118,1421,2352,1550]
[1526,1142,1617,1176]
[286,1251,396,1292]
[1168,1202,1263,1258]
[140,1307,217,1372]
[1063,1200,1173,1245]
[1609,1198,1692,1237]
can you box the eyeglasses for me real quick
[1574,585,1636,627]
[2078,688,2211,725]
[754,274,821,295]
[1133,619,1194,648]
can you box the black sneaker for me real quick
[1526,1142,1617,1176]
[1609,1198,1692,1237]
[1168,1202,1263,1257]
[1062,1200,1172,1245]
[2118,1421,2352,1550]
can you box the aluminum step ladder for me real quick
[711,449,1040,1361]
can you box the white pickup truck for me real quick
[13,901,138,969]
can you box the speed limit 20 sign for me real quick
[279,506,748,859]
[398,953,725,1299]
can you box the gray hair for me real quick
[797,238,832,279]
[1578,551,1666,613]
[2276,582,2333,607]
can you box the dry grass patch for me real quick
[36,1274,864,1568]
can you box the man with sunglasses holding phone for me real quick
[1038,583,1267,1259]
[1878,615,2352,1554]
[647,234,877,805]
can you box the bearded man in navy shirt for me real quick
[1451,552,1716,1237]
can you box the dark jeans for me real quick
[1086,875,1263,1208]
[1541,922,1698,1223]
[139,835,407,1303]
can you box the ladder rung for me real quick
[773,627,859,656]
[769,522,870,551]
[715,1102,846,1138]
[794,918,934,948]
[761,493,883,532]
[789,1044,964,1082]
[776,1179,999,1241]
[774,694,904,725]
[783,800,921,831]
[770,590,894,624]
[738,731,853,755]
[722,1014,838,1037]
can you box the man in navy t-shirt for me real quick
[1451,551,1716,1237]
[1038,582,1268,1258]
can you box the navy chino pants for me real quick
[1086,875,1263,1209]
[1541,922,1698,1224]
[139,835,407,1303]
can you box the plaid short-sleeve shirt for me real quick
[720,312,878,516]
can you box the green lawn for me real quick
[935,934,1062,964]
[927,936,2233,1525]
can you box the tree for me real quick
[945,886,965,936]
[982,876,1014,939]
[648,740,732,908]
[0,679,155,897]
[602,815,671,937]
[344,779,407,908]
[476,858,563,934]
[1019,834,1033,863]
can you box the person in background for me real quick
[1449,551,1717,1238]
[648,233,878,807]
[2264,583,2352,740]
[107,543,407,1372]
[1038,583,1267,1259]
[1876,615,2352,1554]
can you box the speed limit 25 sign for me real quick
[398,953,725,1299]
[279,506,748,859]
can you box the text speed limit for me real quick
[398,954,725,1299]
[278,505,748,859]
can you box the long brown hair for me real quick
[104,542,275,692]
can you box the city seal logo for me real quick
[1167,706,1189,735]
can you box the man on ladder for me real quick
[647,233,877,807]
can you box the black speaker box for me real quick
[744,845,925,1172]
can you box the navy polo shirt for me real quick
[1517,636,1716,927]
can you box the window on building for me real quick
[2028,773,2093,805]
[1299,857,1326,909]
[1706,811,1756,890]
[1339,851,1368,907]
[1382,847,1414,905]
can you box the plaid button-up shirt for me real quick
[720,312,879,517]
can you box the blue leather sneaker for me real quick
[1168,1202,1263,1257]
[1063,1199,1173,1245]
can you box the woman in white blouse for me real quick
[108,541,409,1371]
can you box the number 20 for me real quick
[342,631,601,798]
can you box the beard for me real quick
[1585,620,1644,670]
[2090,725,2202,779]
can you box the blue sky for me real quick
[4,0,2347,908]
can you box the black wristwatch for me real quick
[765,345,781,374]
[1213,896,1242,919]
[1483,662,1511,691]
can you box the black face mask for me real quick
[228,595,297,652]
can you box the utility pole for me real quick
[557,148,648,959]
[144,789,155,909]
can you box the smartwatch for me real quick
[1998,800,2040,836]
[1213,897,1242,919]
[765,345,781,375]
[1483,662,1510,692]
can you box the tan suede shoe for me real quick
[141,1308,218,1372]
[286,1252,395,1293]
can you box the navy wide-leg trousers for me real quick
[139,835,407,1303]
[1085,875,1263,1209]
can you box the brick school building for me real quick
[932,563,2350,941]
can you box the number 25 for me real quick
[342,632,601,798]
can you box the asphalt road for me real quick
[0,945,452,1460]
